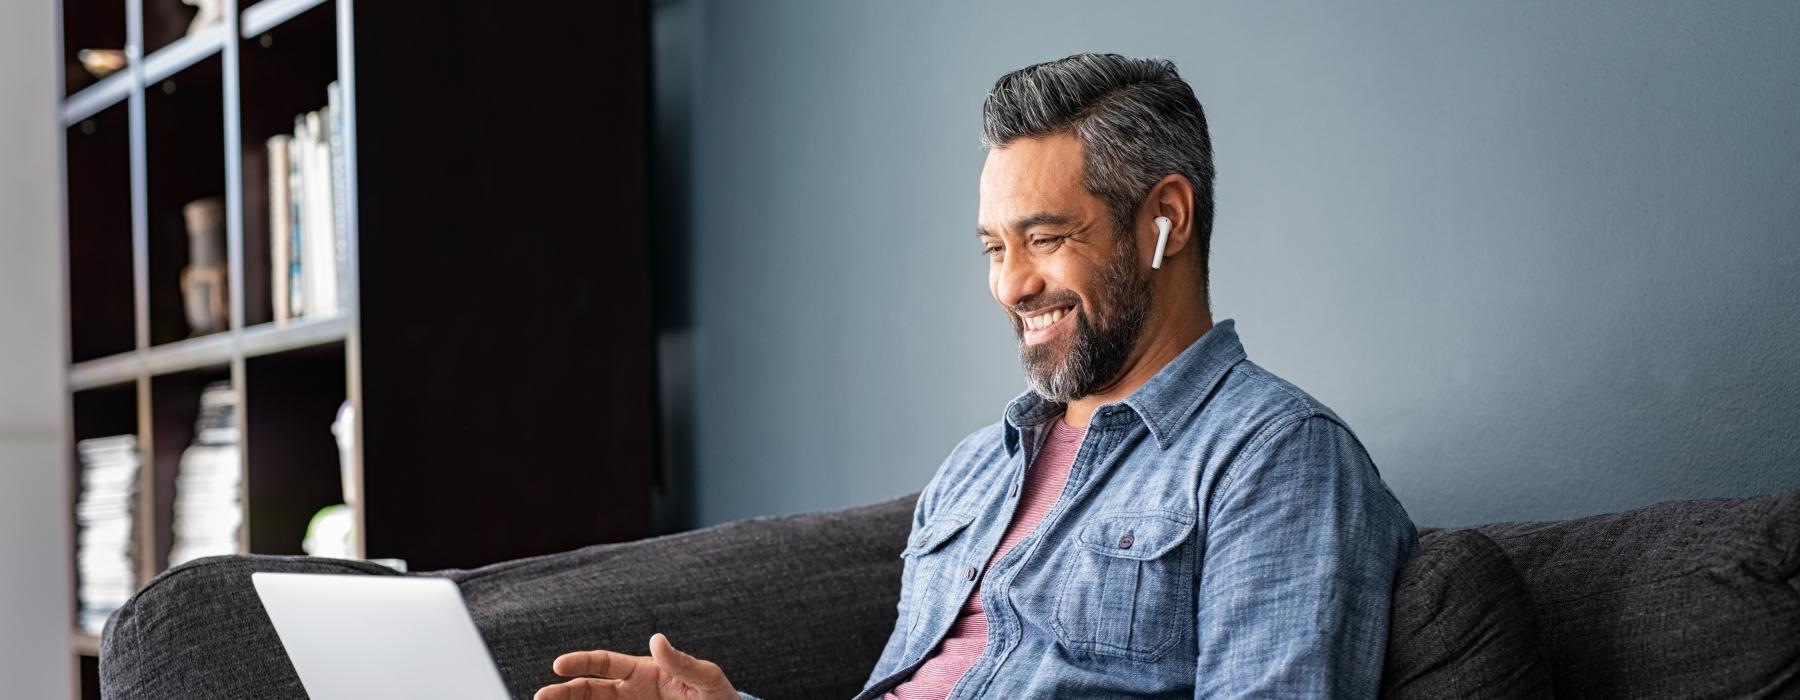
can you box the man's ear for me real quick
[1143,174,1195,259]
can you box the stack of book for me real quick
[75,434,140,634]
[266,81,350,322]
[167,381,242,567]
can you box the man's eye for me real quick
[982,244,1003,257]
[1031,236,1063,249]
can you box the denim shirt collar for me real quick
[1002,318,1247,454]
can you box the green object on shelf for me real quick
[302,503,356,559]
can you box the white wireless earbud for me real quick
[1151,216,1172,270]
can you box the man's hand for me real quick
[533,633,739,700]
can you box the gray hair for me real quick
[981,53,1216,296]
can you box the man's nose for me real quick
[994,251,1045,309]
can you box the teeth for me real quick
[1025,307,1067,331]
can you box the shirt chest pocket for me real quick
[1052,510,1196,663]
[899,512,978,644]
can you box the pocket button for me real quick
[1118,531,1134,550]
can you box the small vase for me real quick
[180,197,228,336]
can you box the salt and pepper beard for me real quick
[1012,225,1153,403]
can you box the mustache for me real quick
[1010,290,1083,317]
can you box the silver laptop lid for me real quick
[252,572,510,700]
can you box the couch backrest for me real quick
[102,495,917,700]
[1474,488,1800,697]
[442,493,917,699]
[104,488,1799,699]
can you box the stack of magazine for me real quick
[75,434,139,634]
[266,81,350,322]
[168,381,243,567]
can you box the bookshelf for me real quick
[55,1,657,698]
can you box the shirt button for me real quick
[1008,482,1020,498]
[964,566,978,581]
[1118,532,1134,550]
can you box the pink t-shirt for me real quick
[886,418,1086,700]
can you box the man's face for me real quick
[978,133,1151,403]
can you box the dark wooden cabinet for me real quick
[56,1,655,696]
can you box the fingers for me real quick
[544,635,732,699]
[647,633,729,690]
[552,649,641,680]
[534,677,623,700]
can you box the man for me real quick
[535,53,1416,700]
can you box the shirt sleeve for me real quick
[1194,414,1417,698]
[862,560,914,690]
[860,486,934,692]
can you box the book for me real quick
[327,81,351,309]
[75,434,140,633]
[288,120,306,317]
[267,88,353,322]
[268,134,292,323]
[302,109,338,317]
[167,381,242,568]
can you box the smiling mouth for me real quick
[1019,304,1075,342]
[1021,306,1070,330]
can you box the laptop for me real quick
[252,572,511,699]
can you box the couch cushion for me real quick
[1382,528,1552,699]
[1477,488,1800,698]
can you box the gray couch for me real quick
[101,488,1800,698]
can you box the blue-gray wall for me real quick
[0,0,71,693]
[654,0,1800,529]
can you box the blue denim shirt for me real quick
[849,319,1417,699]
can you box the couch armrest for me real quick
[100,554,403,697]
